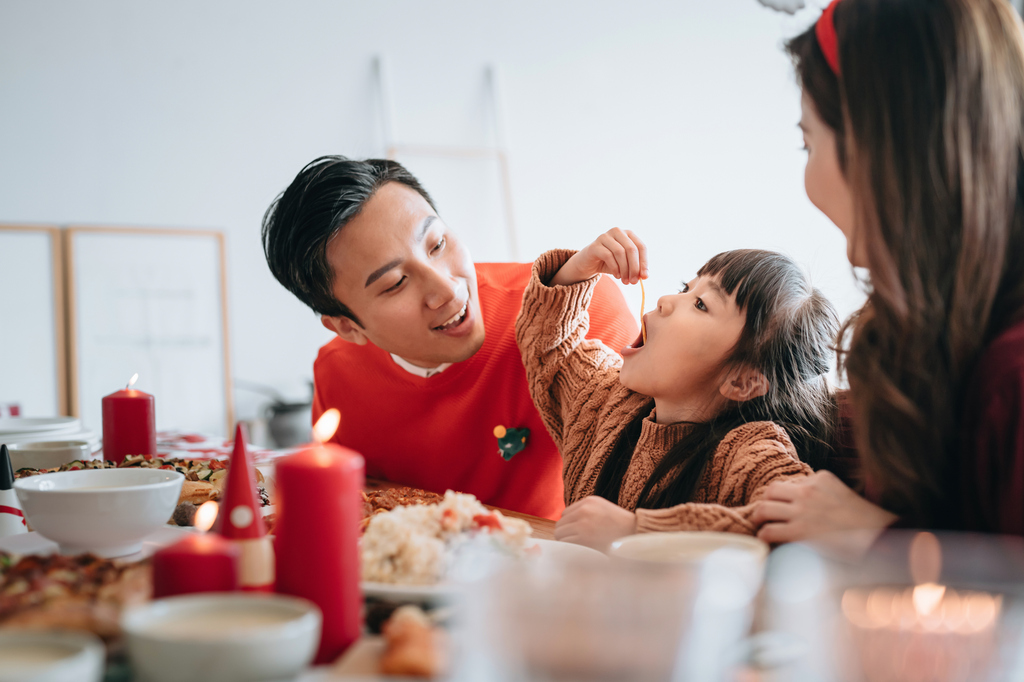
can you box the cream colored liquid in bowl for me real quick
[0,644,75,671]
[142,611,296,639]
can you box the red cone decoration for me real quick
[214,423,267,540]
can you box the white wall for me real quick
[0,0,863,431]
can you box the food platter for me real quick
[361,538,606,604]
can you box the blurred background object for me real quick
[235,380,312,448]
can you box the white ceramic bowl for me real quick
[7,440,94,471]
[0,630,104,682]
[14,468,184,557]
[609,531,769,565]
[123,593,322,682]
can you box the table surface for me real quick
[364,477,556,540]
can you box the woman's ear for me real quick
[719,367,770,402]
[321,315,369,345]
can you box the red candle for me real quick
[102,374,156,465]
[153,502,239,598]
[274,409,364,664]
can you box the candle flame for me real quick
[313,408,341,443]
[126,373,139,390]
[194,501,219,532]
[843,586,1002,634]
[912,582,946,616]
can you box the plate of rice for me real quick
[360,491,604,602]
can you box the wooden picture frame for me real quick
[65,227,234,436]
[0,224,67,416]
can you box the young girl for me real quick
[754,0,1024,546]
[515,228,838,550]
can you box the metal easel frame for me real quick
[372,56,520,261]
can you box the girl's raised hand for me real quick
[551,228,648,287]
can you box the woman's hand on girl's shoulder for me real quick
[551,228,648,287]
[751,470,899,552]
[555,495,637,552]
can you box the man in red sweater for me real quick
[262,156,637,519]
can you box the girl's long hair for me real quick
[788,0,1024,526]
[594,250,839,508]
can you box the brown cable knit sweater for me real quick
[515,249,813,535]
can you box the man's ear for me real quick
[321,315,369,345]
[719,367,769,402]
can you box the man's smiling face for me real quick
[320,181,485,367]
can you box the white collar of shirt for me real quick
[390,354,451,378]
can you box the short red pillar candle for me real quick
[152,532,240,598]
[102,375,156,465]
[274,410,364,665]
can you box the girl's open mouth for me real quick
[622,328,645,357]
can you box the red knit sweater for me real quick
[311,262,638,520]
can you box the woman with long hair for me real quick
[753,0,1024,544]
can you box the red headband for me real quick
[815,0,842,75]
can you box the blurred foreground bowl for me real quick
[0,630,104,682]
[123,593,321,682]
[609,531,769,566]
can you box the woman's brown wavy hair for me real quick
[788,0,1024,525]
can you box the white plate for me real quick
[0,428,101,454]
[361,538,606,603]
[0,525,195,561]
[0,417,80,435]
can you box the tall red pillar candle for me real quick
[274,427,364,664]
[152,533,240,598]
[102,377,156,465]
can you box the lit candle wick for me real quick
[126,372,139,390]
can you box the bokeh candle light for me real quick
[274,408,364,664]
[152,501,240,598]
[101,373,156,465]
[840,533,1003,682]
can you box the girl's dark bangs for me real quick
[697,250,765,309]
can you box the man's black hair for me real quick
[261,155,436,324]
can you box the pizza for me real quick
[261,486,444,536]
[0,552,151,641]
[360,487,445,532]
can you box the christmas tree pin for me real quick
[493,425,530,461]
[213,424,274,591]
[0,445,27,537]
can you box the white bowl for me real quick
[609,531,769,565]
[123,593,322,682]
[7,440,94,471]
[0,630,104,682]
[14,468,184,557]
